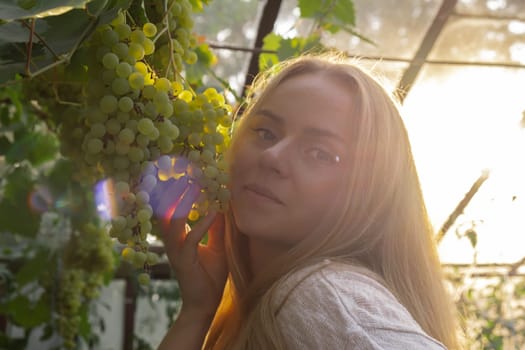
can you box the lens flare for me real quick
[28,185,53,213]
[94,179,115,222]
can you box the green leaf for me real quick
[5,131,59,165]
[15,248,53,285]
[185,43,216,85]
[0,0,132,83]
[298,0,323,18]
[0,165,40,237]
[465,229,477,248]
[8,294,51,328]
[0,0,93,22]
[0,135,12,155]
[332,0,355,26]
[258,32,281,71]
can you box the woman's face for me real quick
[229,72,356,246]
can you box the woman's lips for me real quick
[243,183,284,205]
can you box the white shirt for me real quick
[274,260,447,349]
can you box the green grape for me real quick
[102,69,117,84]
[112,77,130,95]
[187,132,201,147]
[132,251,147,268]
[128,73,145,91]
[155,77,171,92]
[136,133,150,147]
[137,208,152,222]
[130,29,146,43]
[158,135,173,153]
[128,146,144,162]
[118,128,135,144]
[143,38,155,56]
[112,42,129,59]
[115,140,130,155]
[118,96,134,112]
[112,215,127,231]
[137,272,150,285]
[90,123,106,138]
[129,42,145,60]
[101,28,119,47]
[137,118,155,135]
[136,190,150,206]
[184,50,198,64]
[142,85,156,100]
[140,174,157,193]
[146,251,159,265]
[116,62,132,78]
[115,180,130,194]
[200,149,214,163]
[102,52,119,69]
[116,111,130,123]
[86,138,103,154]
[140,220,152,235]
[115,23,131,40]
[100,95,118,114]
[143,22,157,37]
[204,165,218,179]
[121,246,135,262]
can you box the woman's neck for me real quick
[247,236,290,277]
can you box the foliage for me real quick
[448,225,525,349]
[0,0,523,349]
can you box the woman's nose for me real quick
[258,139,292,177]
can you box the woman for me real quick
[158,53,462,349]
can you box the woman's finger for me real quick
[155,177,190,224]
[207,213,225,253]
[182,211,218,263]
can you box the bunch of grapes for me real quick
[57,222,115,348]
[53,6,232,284]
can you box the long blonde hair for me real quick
[204,53,462,349]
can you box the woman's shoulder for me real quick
[273,259,447,350]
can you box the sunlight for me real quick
[401,66,525,263]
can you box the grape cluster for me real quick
[58,223,115,349]
[146,0,198,79]
[56,9,232,284]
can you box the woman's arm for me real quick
[158,307,215,350]
[154,178,228,349]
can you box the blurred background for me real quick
[1,0,524,349]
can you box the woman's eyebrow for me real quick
[256,108,345,144]
[256,108,285,124]
[303,127,346,145]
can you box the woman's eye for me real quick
[308,148,339,164]
[254,128,275,141]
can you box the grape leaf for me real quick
[15,248,53,286]
[297,0,323,18]
[258,32,281,71]
[5,132,59,166]
[8,294,51,328]
[0,165,40,237]
[185,43,216,85]
[0,0,93,22]
[0,0,132,83]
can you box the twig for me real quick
[508,256,525,276]
[207,42,276,54]
[21,19,61,60]
[436,170,490,243]
[205,67,242,103]
[25,18,36,76]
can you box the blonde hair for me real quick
[204,53,462,349]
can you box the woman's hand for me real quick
[154,174,228,350]
[155,176,228,318]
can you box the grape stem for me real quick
[20,3,106,79]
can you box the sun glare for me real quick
[401,66,525,263]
